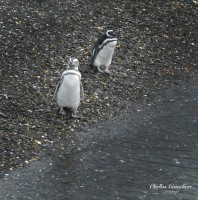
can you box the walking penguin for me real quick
[54,57,84,116]
[90,30,117,74]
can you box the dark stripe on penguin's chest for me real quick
[61,71,81,85]
[62,71,81,79]
[96,39,117,56]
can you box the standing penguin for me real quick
[54,57,84,116]
[90,30,117,74]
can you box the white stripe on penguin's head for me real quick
[71,58,78,64]
[106,30,116,38]
[68,57,79,70]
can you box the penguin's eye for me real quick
[107,30,116,37]
[110,32,116,36]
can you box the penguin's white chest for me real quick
[57,75,80,109]
[94,40,117,67]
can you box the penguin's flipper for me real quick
[54,81,61,100]
[54,74,65,99]
[90,50,96,67]
[80,82,84,102]
[90,58,94,68]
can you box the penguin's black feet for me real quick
[59,107,65,115]
[97,66,104,73]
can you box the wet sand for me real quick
[0,73,197,200]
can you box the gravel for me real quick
[0,0,197,176]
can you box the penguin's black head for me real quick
[106,30,117,38]
[68,57,79,70]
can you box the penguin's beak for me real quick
[113,31,118,37]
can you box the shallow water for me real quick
[0,75,197,200]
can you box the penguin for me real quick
[54,57,84,116]
[90,30,117,74]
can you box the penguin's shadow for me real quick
[89,64,98,73]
